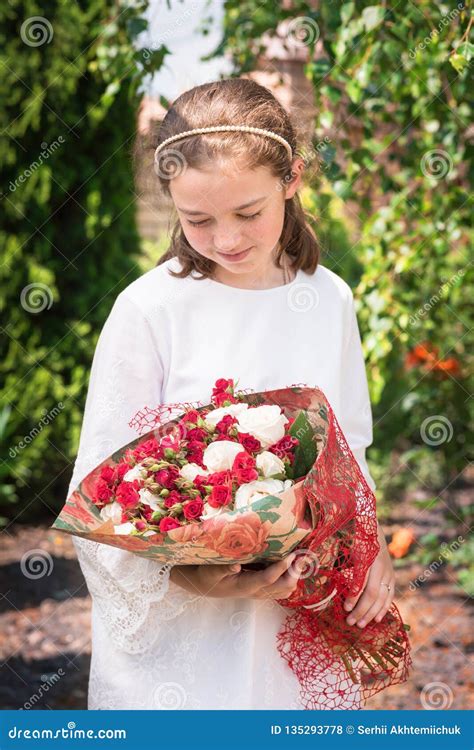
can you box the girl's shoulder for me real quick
[114,256,190,316]
[303,263,354,306]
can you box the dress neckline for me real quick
[204,266,303,294]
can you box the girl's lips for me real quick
[216,247,252,263]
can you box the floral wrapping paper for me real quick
[53,385,412,709]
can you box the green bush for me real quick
[210,0,473,485]
[0,0,168,523]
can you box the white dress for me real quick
[68,256,376,710]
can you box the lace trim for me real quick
[72,536,199,654]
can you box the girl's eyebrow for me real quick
[177,196,266,216]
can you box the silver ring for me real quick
[381,582,391,592]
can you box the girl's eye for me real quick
[187,219,210,227]
[239,211,262,221]
[187,211,262,228]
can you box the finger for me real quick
[260,554,297,587]
[374,582,395,623]
[260,570,298,600]
[213,563,241,580]
[343,570,369,613]
[346,583,385,625]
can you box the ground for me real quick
[0,479,472,710]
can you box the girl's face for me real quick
[168,159,304,285]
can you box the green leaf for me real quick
[258,511,280,523]
[361,6,385,32]
[250,494,282,512]
[266,539,284,551]
[289,412,317,478]
[340,2,355,24]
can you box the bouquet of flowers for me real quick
[53,378,411,709]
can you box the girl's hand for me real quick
[343,521,395,628]
[169,553,299,600]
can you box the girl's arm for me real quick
[68,291,197,654]
[338,289,395,627]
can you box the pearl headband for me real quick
[154,125,293,161]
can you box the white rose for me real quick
[179,463,208,481]
[99,501,123,524]
[234,478,293,510]
[235,405,288,449]
[113,521,135,535]
[202,440,245,472]
[204,402,249,427]
[123,463,147,482]
[138,487,161,511]
[200,502,227,521]
[256,451,285,477]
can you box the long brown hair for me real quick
[135,78,320,280]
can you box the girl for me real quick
[68,78,395,710]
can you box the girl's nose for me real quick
[213,229,242,253]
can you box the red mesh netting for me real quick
[129,384,411,709]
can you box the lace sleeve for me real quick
[72,536,198,654]
[67,291,198,653]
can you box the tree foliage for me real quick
[0,1,168,522]
[208,0,473,484]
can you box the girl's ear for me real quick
[284,157,305,199]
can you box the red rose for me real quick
[181,409,201,424]
[235,467,259,484]
[142,506,154,521]
[155,466,179,489]
[186,427,207,441]
[134,437,161,460]
[115,462,131,481]
[183,498,204,520]
[215,414,236,434]
[135,520,147,531]
[270,435,298,459]
[208,485,232,508]
[232,451,255,471]
[214,378,234,391]
[212,382,238,407]
[159,517,182,532]
[193,474,210,490]
[100,465,115,484]
[239,433,261,452]
[206,470,232,486]
[116,480,140,510]
[95,479,114,504]
[164,490,182,509]
[161,434,181,452]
